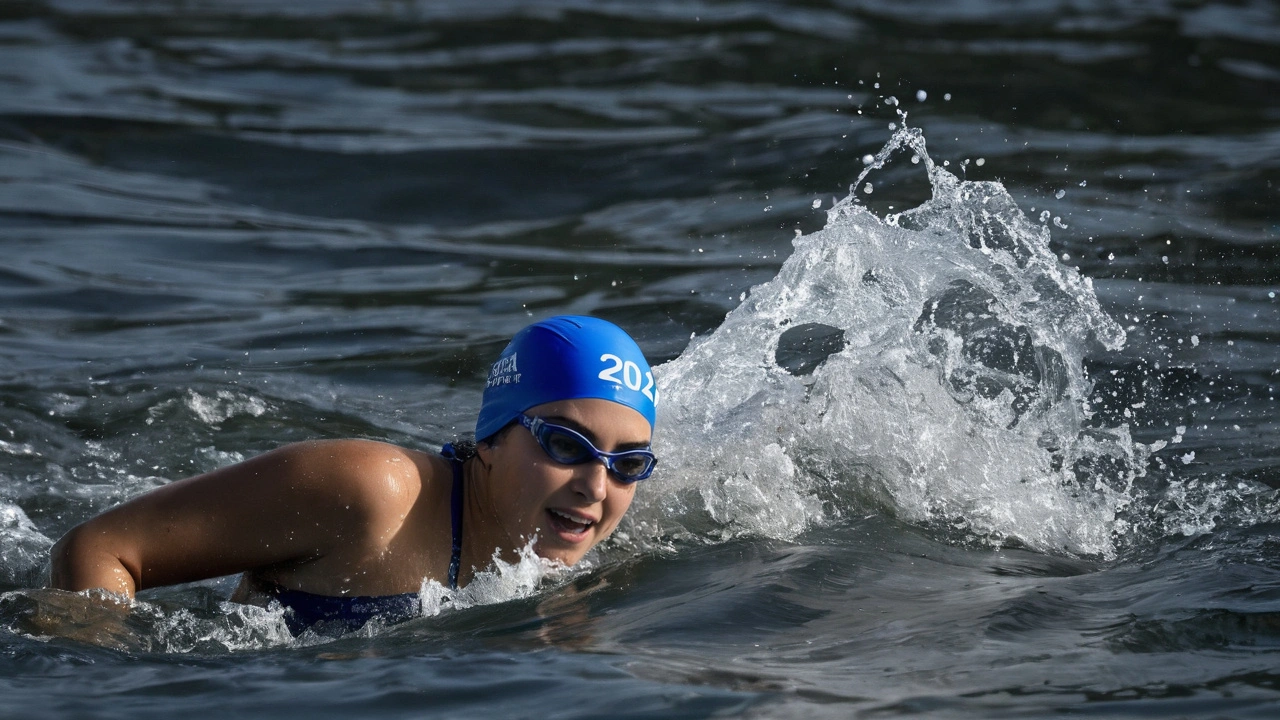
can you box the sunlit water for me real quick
[2,1,1280,718]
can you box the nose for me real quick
[572,460,609,502]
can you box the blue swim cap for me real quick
[475,315,657,441]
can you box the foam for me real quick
[636,122,1144,558]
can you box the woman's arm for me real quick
[49,439,424,598]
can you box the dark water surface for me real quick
[2,1,1280,718]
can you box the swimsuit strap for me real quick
[441,443,465,590]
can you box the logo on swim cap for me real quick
[486,352,519,388]
[475,315,657,441]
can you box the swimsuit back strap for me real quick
[441,443,465,590]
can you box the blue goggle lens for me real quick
[520,415,656,482]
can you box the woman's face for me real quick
[476,398,651,566]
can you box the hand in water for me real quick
[2,587,136,651]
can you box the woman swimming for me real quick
[49,315,658,634]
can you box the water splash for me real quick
[418,538,573,616]
[147,389,269,427]
[0,502,52,588]
[0,586,296,653]
[640,122,1145,558]
[0,538,573,651]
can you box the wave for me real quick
[638,120,1146,558]
[5,121,1275,650]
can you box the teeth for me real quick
[551,508,594,527]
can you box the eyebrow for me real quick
[541,415,652,451]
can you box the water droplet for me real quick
[975,158,985,166]
[916,89,927,101]
[811,198,822,209]
[862,183,874,195]
[1191,335,1200,347]
[862,154,875,165]
[1079,180,1087,187]
[943,92,952,100]
[1055,189,1066,199]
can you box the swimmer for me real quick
[49,315,658,634]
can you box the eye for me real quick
[545,431,588,460]
[612,454,651,478]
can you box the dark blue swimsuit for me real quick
[269,444,465,635]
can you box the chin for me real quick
[533,540,588,567]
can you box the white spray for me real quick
[639,122,1143,558]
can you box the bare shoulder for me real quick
[272,439,444,513]
[50,437,450,595]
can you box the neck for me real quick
[455,456,525,587]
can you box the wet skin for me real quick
[466,398,650,571]
[49,398,651,600]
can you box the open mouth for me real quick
[547,508,595,538]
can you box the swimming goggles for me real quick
[519,414,657,482]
